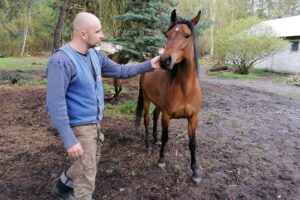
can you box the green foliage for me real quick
[97,0,126,38]
[215,16,287,74]
[60,0,103,42]
[112,0,178,61]
[0,0,57,56]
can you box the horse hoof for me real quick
[192,176,201,184]
[157,162,166,169]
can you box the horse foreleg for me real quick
[143,97,151,149]
[158,113,170,168]
[152,107,161,145]
[112,78,122,99]
[188,114,201,184]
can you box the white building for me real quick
[254,15,300,73]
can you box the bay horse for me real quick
[135,9,202,183]
[106,50,130,101]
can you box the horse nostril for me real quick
[166,56,172,66]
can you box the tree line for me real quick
[0,0,299,58]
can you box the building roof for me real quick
[262,15,300,37]
[97,41,118,54]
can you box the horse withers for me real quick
[135,9,202,184]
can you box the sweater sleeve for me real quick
[97,50,154,78]
[46,54,79,149]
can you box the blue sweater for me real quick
[46,44,153,149]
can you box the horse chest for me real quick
[167,86,201,117]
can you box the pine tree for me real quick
[112,0,177,61]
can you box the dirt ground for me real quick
[0,70,300,200]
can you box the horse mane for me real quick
[167,17,200,78]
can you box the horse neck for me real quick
[178,40,197,80]
[177,40,197,80]
[173,57,198,92]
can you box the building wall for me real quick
[254,40,300,73]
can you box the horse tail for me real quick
[135,81,144,128]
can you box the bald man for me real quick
[46,12,160,200]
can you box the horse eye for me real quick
[184,33,190,38]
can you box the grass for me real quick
[0,56,48,88]
[0,70,46,87]
[103,82,129,95]
[206,63,293,83]
[104,101,135,120]
[0,56,48,71]
[208,71,260,79]
[251,68,291,78]
[115,100,137,114]
[103,83,116,94]
[104,100,156,120]
[293,81,300,87]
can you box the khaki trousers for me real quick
[66,123,104,200]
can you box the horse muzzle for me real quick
[160,55,175,70]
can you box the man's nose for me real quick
[100,31,104,39]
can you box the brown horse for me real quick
[106,50,130,101]
[135,9,202,184]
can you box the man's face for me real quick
[85,21,104,48]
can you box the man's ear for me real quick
[80,31,87,40]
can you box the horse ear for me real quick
[191,10,201,26]
[171,9,177,23]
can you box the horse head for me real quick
[160,9,201,70]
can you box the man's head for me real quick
[72,12,104,48]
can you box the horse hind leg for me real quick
[143,97,151,150]
[188,114,201,184]
[158,113,170,168]
[152,107,161,145]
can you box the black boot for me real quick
[51,178,76,200]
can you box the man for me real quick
[46,12,160,200]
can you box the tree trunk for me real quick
[209,0,216,56]
[234,65,250,75]
[52,0,70,53]
[21,9,32,57]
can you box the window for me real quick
[291,41,299,52]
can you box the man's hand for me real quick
[151,56,160,69]
[67,142,84,157]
